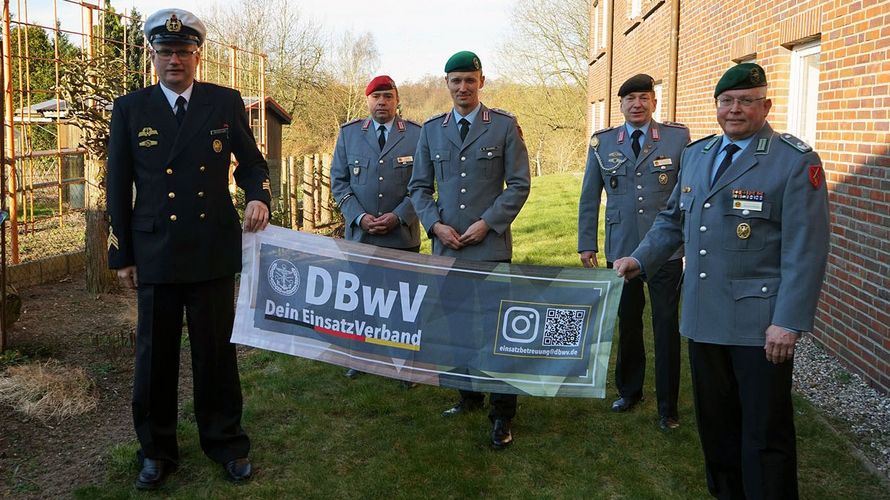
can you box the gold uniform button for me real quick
[168,192,175,199]
[166,168,173,175]
[169,214,177,221]
[200,213,206,219]
[198,191,204,197]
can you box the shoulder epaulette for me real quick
[592,125,616,136]
[490,108,516,119]
[424,112,447,124]
[661,121,688,129]
[778,133,812,153]
[686,134,717,148]
[340,118,363,128]
[404,119,421,128]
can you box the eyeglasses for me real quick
[716,96,766,108]
[152,49,199,60]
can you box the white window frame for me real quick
[630,0,642,18]
[654,82,663,122]
[788,40,820,146]
[600,0,609,49]
[593,2,600,53]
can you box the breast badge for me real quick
[137,127,158,138]
[658,173,669,185]
[212,139,222,153]
[736,222,751,240]
[610,177,618,189]
[138,139,158,148]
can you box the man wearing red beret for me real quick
[331,76,422,382]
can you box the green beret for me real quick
[618,74,655,97]
[714,63,767,97]
[445,51,482,73]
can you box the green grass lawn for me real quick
[76,173,889,499]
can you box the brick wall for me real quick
[589,0,890,393]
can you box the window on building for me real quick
[597,100,605,129]
[592,2,600,53]
[630,0,641,18]
[788,40,820,146]
[654,82,663,122]
[590,102,597,132]
[601,0,609,49]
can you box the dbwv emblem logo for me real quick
[268,259,300,296]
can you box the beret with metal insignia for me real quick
[714,63,767,97]
[617,73,655,97]
[365,75,397,96]
[445,51,482,73]
[144,9,206,46]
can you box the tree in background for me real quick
[495,0,590,175]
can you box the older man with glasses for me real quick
[614,63,830,499]
[106,8,271,489]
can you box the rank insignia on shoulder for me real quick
[340,117,363,128]
[424,112,447,124]
[808,164,824,189]
[701,136,720,152]
[780,133,812,153]
[137,127,158,138]
[138,139,158,148]
[661,121,688,128]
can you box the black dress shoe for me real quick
[441,399,484,417]
[611,396,641,412]
[344,368,362,378]
[134,458,175,490]
[658,416,680,431]
[490,419,513,449]
[224,457,252,482]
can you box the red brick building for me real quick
[588,0,889,392]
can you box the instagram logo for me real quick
[502,306,540,343]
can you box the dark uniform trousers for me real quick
[688,340,798,500]
[133,275,250,464]
[608,258,682,417]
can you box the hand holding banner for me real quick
[233,226,623,398]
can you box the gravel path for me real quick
[793,336,890,482]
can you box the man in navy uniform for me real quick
[106,8,269,489]
[331,75,421,382]
[615,63,830,499]
[409,51,530,449]
[578,74,689,430]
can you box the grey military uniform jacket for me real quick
[631,123,830,346]
[409,104,530,261]
[578,120,689,262]
[331,116,421,249]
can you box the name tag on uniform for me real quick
[481,146,499,152]
[732,190,764,211]
[653,158,673,168]
[210,128,229,137]
[396,156,414,165]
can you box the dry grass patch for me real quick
[0,360,98,420]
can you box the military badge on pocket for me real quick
[212,139,222,153]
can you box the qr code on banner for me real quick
[542,308,586,346]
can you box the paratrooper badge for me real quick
[137,127,158,138]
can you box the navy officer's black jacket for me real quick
[106,81,271,284]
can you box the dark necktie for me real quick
[459,118,470,142]
[175,96,187,126]
[712,143,741,187]
[631,129,643,158]
[377,125,386,150]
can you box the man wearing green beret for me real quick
[614,63,829,499]
[409,50,530,449]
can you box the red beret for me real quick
[365,75,396,96]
